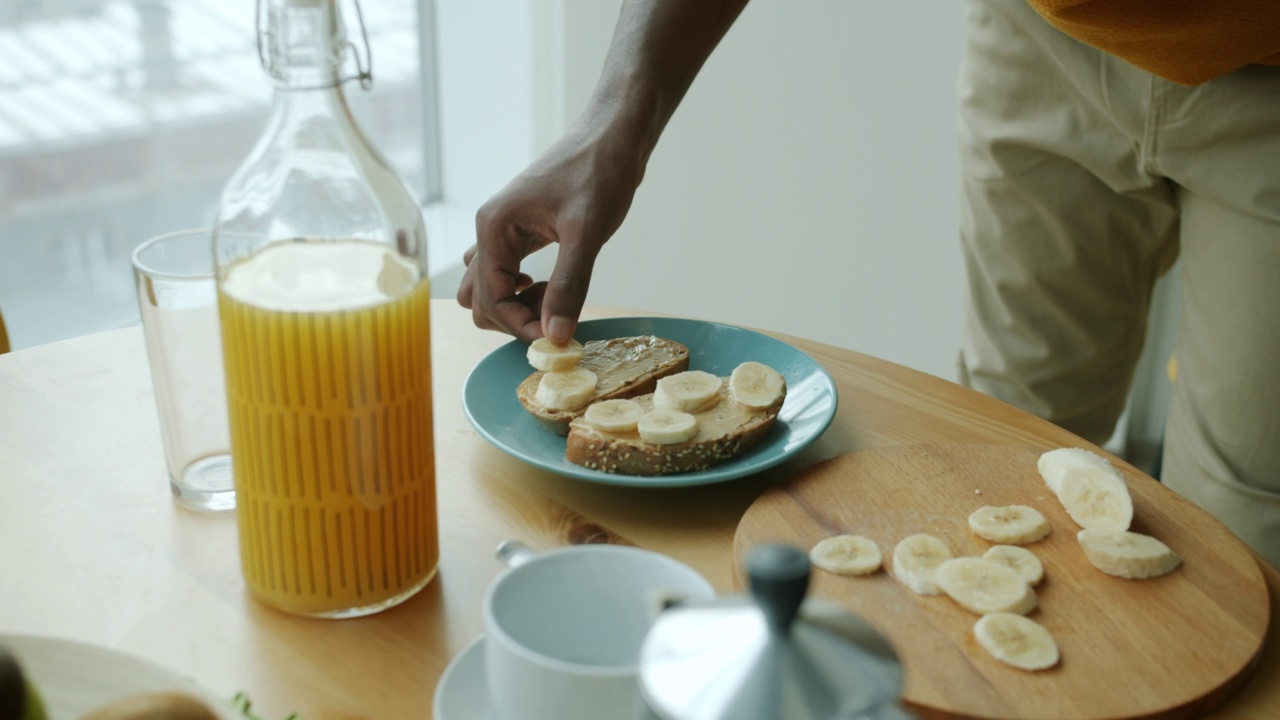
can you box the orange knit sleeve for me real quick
[1027,0,1280,85]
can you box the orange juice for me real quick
[218,239,437,617]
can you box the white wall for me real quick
[525,0,968,380]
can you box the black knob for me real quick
[747,544,811,636]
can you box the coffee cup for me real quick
[483,540,715,720]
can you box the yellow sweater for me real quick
[1028,0,1280,85]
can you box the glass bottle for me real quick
[213,0,437,618]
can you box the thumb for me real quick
[541,242,599,344]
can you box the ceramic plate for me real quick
[432,635,491,720]
[1,634,239,720]
[462,317,838,487]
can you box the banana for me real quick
[810,535,882,576]
[1038,449,1134,532]
[935,557,1037,615]
[891,533,953,595]
[526,337,585,372]
[533,366,598,411]
[584,399,645,433]
[1077,529,1182,579]
[974,613,1060,671]
[653,370,723,413]
[1038,447,1114,495]
[1049,457,1133,533]
[637,409,700,445]
[728,361,785,409]
[968,505,1051,545]
[983,545,1045,586]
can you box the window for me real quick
[0,0,433,349]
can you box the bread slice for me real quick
[565,378,786,475]
[517,335,689,435]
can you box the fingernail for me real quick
[548,315,575,342]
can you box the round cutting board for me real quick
[733,443,1270,720]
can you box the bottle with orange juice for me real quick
[213,0,436,618]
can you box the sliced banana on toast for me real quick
[974,613,1060,671]
[729,361,786,409]
[810,535,882,576]
[1038,448,1133,532]
[935,557,1037,615]
[1077,529,1182,579]
[891,533,953,595]
[654,370,723,413]
[526,337,585,371]
[534,366,598,411]
[968,505,1051,545]
[583,399,645,433]
[637,409,700,445]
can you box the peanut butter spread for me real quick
[578,336,686,397]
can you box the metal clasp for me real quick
[255,0,375,91]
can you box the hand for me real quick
[458,125,644,344]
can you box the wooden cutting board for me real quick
[733,443,1270,720]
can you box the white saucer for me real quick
[433,634,492,720]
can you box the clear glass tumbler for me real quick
[133,228,234,512]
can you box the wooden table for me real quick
[0,301,1275,720]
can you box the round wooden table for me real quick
[0,300,1274,719]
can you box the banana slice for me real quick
[968,505,1051,545]
[935,558,1037,615]
[1038,448,1133,532]
[1077,529,1182,579]
[974,613,1060,671]
[728,361,785,409]
[653,370,723,413]
[1038,447,1113,495]
[526,337,585,371]
[584,399,645,433]
[533,366,598,411]
[637,410,700,445]
[810,535,882,576]
[891,533,953,595]
[983,545,1045,586]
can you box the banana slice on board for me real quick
[1077,529,1183,579]
[1039,448,1134,532]
[983,545,1045,586]
[891,533,953,595]
[526,337,585,372]
[728,361,785,409]
[935,557,1037,615]
[968,505,1051,545]
[584,399,645,433]
[534,366,598,411]
[654,371,723,413]
[974,613,1060,671]
[810,535,882,576]
[637,410,700,445]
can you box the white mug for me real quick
[484,540,716,720]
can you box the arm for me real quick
[458,0,751,343]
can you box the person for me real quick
[456,0,1280,567]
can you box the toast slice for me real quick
[517,335,690,435]
[565,376,786,475]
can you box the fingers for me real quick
[540,236,599,344]
[462,225,547,342]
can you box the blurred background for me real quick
[0,0,1174,469]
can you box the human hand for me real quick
[458,127,644,344]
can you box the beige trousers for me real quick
[956,0,1280,567]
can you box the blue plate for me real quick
[461,317,838,487]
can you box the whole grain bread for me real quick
[517,335,690,435]
[565,379,786,475]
